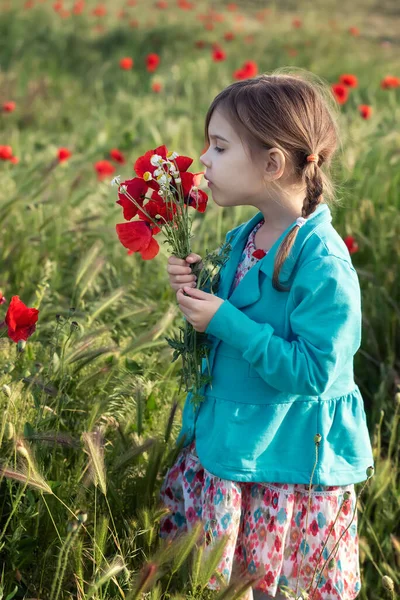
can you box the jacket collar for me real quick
[218,203,332,309]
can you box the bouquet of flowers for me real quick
[113,145,231,407]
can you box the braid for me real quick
[272,153,324,292]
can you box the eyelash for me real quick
[214,146,225,153]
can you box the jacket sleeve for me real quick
[204,255,362,396]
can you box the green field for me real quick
[0,0,399,598]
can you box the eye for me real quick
[214,146,225,153]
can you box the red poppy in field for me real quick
[344,235,359,254]
[72,1,84,15]
[92,3,106,16]
[119,57,134,70]
[155,0,168,8]
[348,26,360,36]
[358,105,372,119]
[24,0,34,8]
[116,220,160,259]
[0,145,14,160]
[331,83,349,105]
[292,17,302,28]
[380,75,400,89]
[94,159,116,180]
[2,101,16,112]
[126,0,137,5]
[152,81,162,93]
[227,3,238,10]
[116,178,148,220]
[177,0,194,9]
[58,147,72,162]
[212,48,226,62]
[224,31,235,41]
[53,1,63,12]
[110,148,126,164]
[130,19,138,27]
[146,53,160,72]
[339,73,358,88]
[233,60,258,80]
[4,296,39,343]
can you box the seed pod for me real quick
[382,575,394,592]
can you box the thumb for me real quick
[183,285,207,297]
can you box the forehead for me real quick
[208,109,237,142]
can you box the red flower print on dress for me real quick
[252,249,266,259]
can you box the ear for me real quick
[264,147,286,180]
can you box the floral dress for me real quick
[159,219,362,600]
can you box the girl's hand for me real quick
[167,253,204,291]
[176,286,224,333]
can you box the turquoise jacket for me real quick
[176,203,374,486]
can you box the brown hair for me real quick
[203,67,342,292]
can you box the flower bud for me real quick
[314,433,322,445]
[366,466,375,478]
[77,511,88,524]
[382,575,394,592]
[70,321,79,332]
[2,384,11,397]
[17,340,26,353]
[67,520,79,533]
[343,491,351,501]
[4,422,14,440]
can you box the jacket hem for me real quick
[200,459,373,486]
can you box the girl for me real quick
[159,69,374,600]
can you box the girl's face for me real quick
[199,108,276,209]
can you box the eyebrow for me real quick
[209,133,229,143]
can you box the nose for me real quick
[200,152,210,167]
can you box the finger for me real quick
[185,253,202,264]
[167,264,194,275]
[182,286,206,298]
[168,255,186,266]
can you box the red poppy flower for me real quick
[252,249,266,259]
[53,1,63,12]
[227,3,237,10]
[0,145,13,160]
[58,147,72,162]
[134,145,193,182]
[233,60,258,80]
[224,31,235,41]
[331,83,349,105]
[212,48,226,62]
[119,57,134,70]
[339,73,358,88]
[129,19,139,28]
[110,148,126,164]
[136,198,176,228]
[146,53,160,72]
[94,159,116,180]
[115,220,160,259]
[292,17,302,28]
[380,75,400,89]
[116,177,148,220]
[152,81,162,93]
[5,296,39,343]
[2,101,16,113]
[348,26,360,36]
[344,235,359,254]
[127,0,137,5]
[358,104,372,119]
[72,1,84,15]
[92,4,106,16]
[155,0,168,8]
